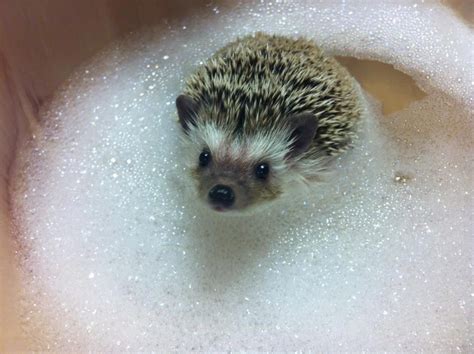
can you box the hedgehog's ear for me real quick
[287,112,318,158]
[176,95,199,132]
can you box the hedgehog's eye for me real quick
[199,150,211,167]
[255,162,270,180]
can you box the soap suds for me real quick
[10,0,473,351]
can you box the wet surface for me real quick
[1,0,473,350]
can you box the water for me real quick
[10,0,473,351]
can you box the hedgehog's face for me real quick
[189,146,281,213]
[176,95,319,214]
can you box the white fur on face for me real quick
[181,120,331,187]
[181,122,225,169]
[183,121,289,169]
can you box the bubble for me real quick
[10,0,472,351]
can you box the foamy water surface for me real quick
[11,0,473,351]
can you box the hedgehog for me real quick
[176,32,361,213]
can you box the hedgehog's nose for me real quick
[208,184,235,208]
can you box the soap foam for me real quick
[11,0,473,351]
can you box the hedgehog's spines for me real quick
[182,32,361,173]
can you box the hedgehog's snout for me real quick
[208,184,235,210]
